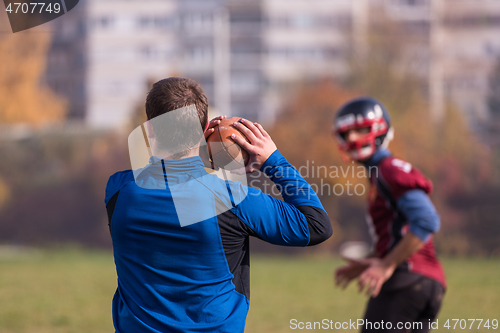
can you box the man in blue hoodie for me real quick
[105,77,332,333]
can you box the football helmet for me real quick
[333,97,393,161]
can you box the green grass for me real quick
[0,247,116,333]
[0,248,498,332]
[246,256,500,332]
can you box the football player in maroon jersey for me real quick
[333,97,445,333]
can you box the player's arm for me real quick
[335,242,377,289]
[335,260,369,289]
[231,119,332,246]
[356,232,423,296]
[357,189,440,297]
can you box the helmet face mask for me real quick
[333,98,391,162]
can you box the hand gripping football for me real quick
[206,117,250,170]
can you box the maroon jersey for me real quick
[368,156,446,288]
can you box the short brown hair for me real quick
[145,78,209,157]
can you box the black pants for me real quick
[361,276,444,333]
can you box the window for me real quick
[231,72,260,95]
[183,13,213,31]
[96,16,114,29]
[230,11,262,24]
[290,14,313,29]
[188,47,213,63]
[138,16,172,29]
[392,0,429,6]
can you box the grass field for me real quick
[0,247,499,332]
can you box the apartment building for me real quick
[45,0,500,131]
[377,0,500,126]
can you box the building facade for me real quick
[45,0,500,132]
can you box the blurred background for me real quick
[1,0,500,332]
[1,0,500,255]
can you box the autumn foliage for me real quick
[0,20,66,125]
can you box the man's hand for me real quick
[200,115,226,169]
[204,115,226,140]
[357,258,396,297]
[355,232,424,297]
[231,119,277,173]
[335,260,369,289]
